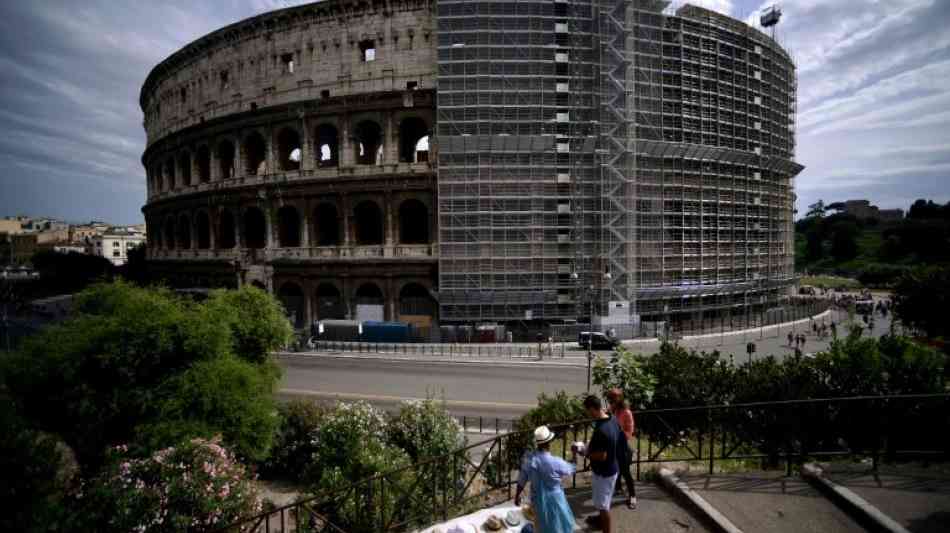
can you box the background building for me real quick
[140,0,800,335]
[89,229,146,267]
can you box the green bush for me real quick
[0,399,72,533]
[259,400,328,482]
[72,437,261,533]
[203,286,294,365]
[388,399,465,462]
[134,356,280,462]
[308,402,412,532]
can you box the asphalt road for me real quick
[279,354,588,419]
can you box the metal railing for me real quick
[219,394,950,533]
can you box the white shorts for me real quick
[591,472,618,511]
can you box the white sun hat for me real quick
[534,425,555,444]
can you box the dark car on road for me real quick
[578,331,620,350]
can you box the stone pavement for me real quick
[819,463,950,533]
[565,481,714,533]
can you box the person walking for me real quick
[579,395,622,533]
[787,331,794,347]
[515,426,577,533]
[606,388,637,510]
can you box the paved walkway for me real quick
[679,471,868,533]
[820,463,950,533]
[565,481,714,533]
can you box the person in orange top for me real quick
[606,388,637,509]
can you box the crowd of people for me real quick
[515,390,636,533]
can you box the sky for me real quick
[0,0,947,224]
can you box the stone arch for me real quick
[398,198,429,244]
[217,139,236,179]
[218,209,237,249]
[195,210,211,249]
[354,282,385,321]
[178,151,192,186]
[196,145,212,183]
[277,205,301,247]
[163,217,176,249]
[244,131,267,176]
[243,206,267,249]
[399,117,430,163]
[399,282,435,317]
[313,203,340,246]
[153,164,164,192]
[315,282,345,320]
[276,127,302,171]
[353,120,383,165]
[353,200,383,245]
[315,123,339,167]
[164,157,176,190]
[277,282,305,329]
[176,213,192,249]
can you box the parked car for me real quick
[578,331,620,350]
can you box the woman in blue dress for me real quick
[514,426,577,533]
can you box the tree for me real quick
[907,199,945,220]
[829,220,860,261]
[31,250,115,295]
[592,346,657,410]
[805,200,826,219]
[894,267,950,339]
[1,282,285,469]
[118,243,150,286]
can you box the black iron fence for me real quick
[219,394,949,533]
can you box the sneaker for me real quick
[628,496,638,510]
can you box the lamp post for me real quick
[574,270,610,392]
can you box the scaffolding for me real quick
[436,0,802,330]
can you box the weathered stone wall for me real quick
[140,0,438,327]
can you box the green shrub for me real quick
[388,399,465,462]
[308,402,412,532]
[259,400,328,482]
[203,286,294,365]
[134,356,280,462]
[72,437,261,533]
[0,399,72,533]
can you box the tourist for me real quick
[514,426,577,533]
[580,395,621,533]
[606,388,637,510]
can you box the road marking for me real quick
[278,388,534,410]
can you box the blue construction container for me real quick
[360,321,412,343]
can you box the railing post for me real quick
[708,407,715,475]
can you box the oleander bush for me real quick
[72,437,261,533]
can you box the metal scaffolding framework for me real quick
[436,0,802,330]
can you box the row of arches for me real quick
[154,198,430,251]
[276,281,435,328]
[149,117,431,194]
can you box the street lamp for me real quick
[574,269,611,392]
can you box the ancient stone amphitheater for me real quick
[141,0,801,336]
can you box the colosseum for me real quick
[141,0,802,338]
